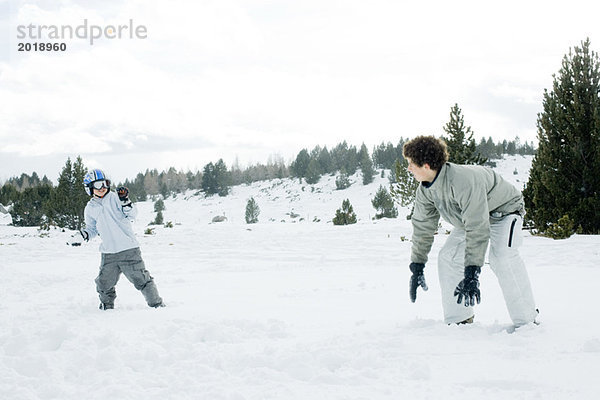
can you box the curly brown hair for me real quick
[402,136,449,171]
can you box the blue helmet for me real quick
[83,169,111,196]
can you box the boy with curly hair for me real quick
[403,136,537,326]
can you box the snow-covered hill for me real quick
[2,155,600,400]
[148,155,534,227]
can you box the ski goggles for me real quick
[91,180,110,190]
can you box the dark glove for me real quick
[454,265,481,307]
[409,262,428,303]
[117,186,129,202]
[67,230,88,246]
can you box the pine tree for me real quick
[71,156,88,230]
[187,171,203,190]
[371,185,398,219]
[216,159,231,196]
[144,169,160,195]
[317,146,333,174]
[305,159,321,184]
[49,157,73,227]
[359,143,375,185]
[159,182,169,199]
[46,156,88,229]
[524,38,600,234]
[335,168,351,190]
[330,141,348,172]
[245,197,260,224]
[154,198,165,212]
[152,210,164,225]
[442,104,487,165]
[201,159,231,196]
[345,145,359,175]
[0,183,19,206]
[9,185,53,227]
[390,158,419,208]
[332,199,357,225]
[201,163,216,194]
[131,173,148,201]
[291,149,310,178]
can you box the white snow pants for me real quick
[437,215,537,325]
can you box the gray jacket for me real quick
[410,162,524,267]
[82,191,139,254]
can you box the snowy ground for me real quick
[1,155,600,400]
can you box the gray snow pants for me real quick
[438,215,537,326]
[95,247,162,307]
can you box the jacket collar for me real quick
[91,191,110,203]
[421,163,447,188]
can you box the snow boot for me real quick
[457,316,474,325]
[99,303,114,310]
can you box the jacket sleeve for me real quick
[121,201,138,220]
[108,190,137,220]
[82,204,98,240]
[410,187,440,264]
[453,174,490,267]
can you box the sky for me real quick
[1,0,599,183]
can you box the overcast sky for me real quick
[1,0,599,183]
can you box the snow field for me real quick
[1,155,600,399]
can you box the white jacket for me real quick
[82,191,139,254]
[411,163,524,267]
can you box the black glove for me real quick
[409,262,428,303]
[454,265,481,307]
[67,230,89,246]
[117,186,129,202]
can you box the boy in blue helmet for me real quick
[75,169,164,310]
